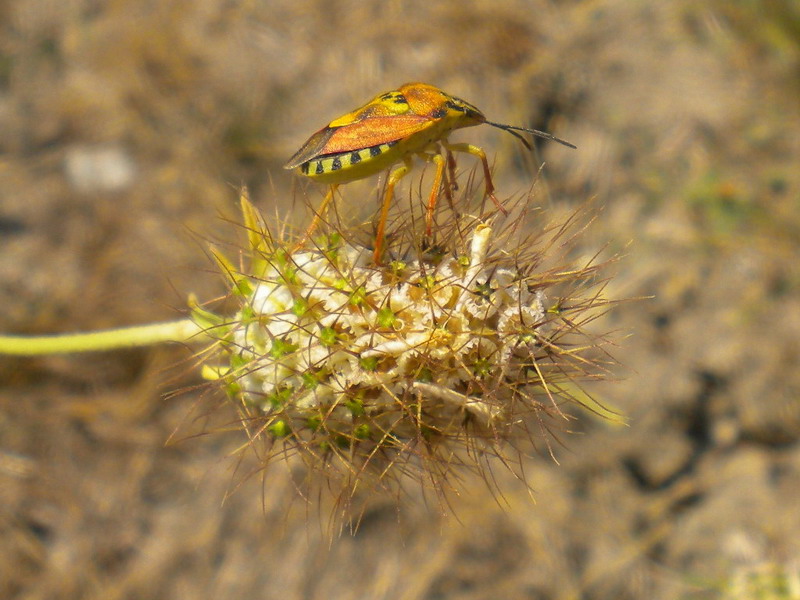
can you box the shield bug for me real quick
[285,82,575,263]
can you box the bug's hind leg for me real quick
[444,142,509,216]
[374,157,412,264]
[293,183,339,253]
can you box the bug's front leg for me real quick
[445,142,508,216]
[374,157,413,264]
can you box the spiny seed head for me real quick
[198,192,615,497]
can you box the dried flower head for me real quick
[196,191,615,499]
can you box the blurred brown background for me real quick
[2,1,800,598]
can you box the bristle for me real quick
[486,121,577,149]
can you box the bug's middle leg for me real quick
[446,148,458,194]
[417,151,448,239]
[445,142,508,215]
[374,157,413,264]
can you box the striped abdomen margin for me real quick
[301,141,400,175]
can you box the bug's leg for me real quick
[418,151,448,239]
[374,157,412,264]
[294,184,339,253]
[446,148,458,193]
[445,142,508,215]
[440,148,458,221]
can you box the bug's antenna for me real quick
[486,121,577,150]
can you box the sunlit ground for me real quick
[2,1,799,598]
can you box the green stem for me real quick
[0,319,207,356]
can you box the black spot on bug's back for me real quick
[393,94,407,104]
[430,107,447,119]
[331,156,342,171]
[387,140,398,147]
[315,160,324,175]
[369,146,382,157]
[301,162,310,175]
[351,151,361,164]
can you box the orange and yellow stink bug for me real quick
[285,82,575,263]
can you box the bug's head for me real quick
[400,83,487,130]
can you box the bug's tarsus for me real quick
[486,121,577,150]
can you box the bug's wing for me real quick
[323,115,435,151]
[284,127,336,170]
[284,115,435,169]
